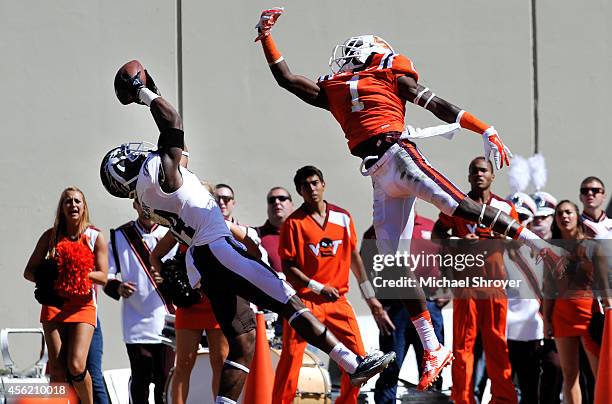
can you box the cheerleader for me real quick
[543,200,600,404]
[24,186,108,404]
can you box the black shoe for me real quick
[349,351,396,386]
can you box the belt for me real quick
[351,132,404,159]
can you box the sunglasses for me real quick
[216,195,234,203]
[580,187,604,196]
[267,195,291,204]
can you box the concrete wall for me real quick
[0,0,609,371]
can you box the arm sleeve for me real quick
[107,238,119,280]
[104,235,121,300]
[436,212,454,233]
[391,54,419,81]
[278,218,297,261]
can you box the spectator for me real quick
[215,183,266,263]
[104,199,177,404]
[531,191,558,240]
[504,193,543,403]
[529,190,563,404]
[432,157,518,404]
[87,317,108,404]
[364,213,447,404]
[579,176,612,237]
[256,186,294,272]
[543,200,600,404]
[24,186,108,404]
[273,166,392,404]
[214,184,238,224]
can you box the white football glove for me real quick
[255,7,284,42]
[482,127,512,170]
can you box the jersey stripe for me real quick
[120,225,176,314]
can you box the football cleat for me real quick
[349,350,396,387]
[417,344,453,391]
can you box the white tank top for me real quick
[136,153,231,246]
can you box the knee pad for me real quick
[223,360,250,374]
[67,369,88,383]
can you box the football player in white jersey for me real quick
[102,67,396,404]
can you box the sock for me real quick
[515,227,548,253]
[215,396,236,404]
[329,343,360,374]
[411,311,440,351]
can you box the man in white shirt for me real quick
[104,200,178,404]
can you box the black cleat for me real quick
[349,350,396,387]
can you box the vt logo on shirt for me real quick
[308,238,343,257]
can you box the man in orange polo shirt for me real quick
[273,166,393,404]
[433,157,518,404]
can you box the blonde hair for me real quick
[49,186,92,255]
[200,180,215,194]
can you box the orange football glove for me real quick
[255,7,284,42]
[483,127,512,169]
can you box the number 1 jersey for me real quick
[317,53,419,152]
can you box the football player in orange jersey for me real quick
[255,7,564,390]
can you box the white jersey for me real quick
[504,245,544,341]
[108,220,178,344]
[136,153,231,246]
[83,226,100,306]
[581,212,612,238]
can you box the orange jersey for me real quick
[279,203,357,297]
[317,53,419,151]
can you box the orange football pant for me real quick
[272,296,366,404]
[451,297,517,404]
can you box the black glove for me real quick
[114,70,145,105]
[160,255,201,308]
[144,70,160,96]
[33,259,65,308]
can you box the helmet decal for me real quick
[329,35,394,74]
[100,142,156,199]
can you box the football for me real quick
[114,60,146,105]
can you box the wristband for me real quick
[261,35,284,65]
[457,110,490,134]
[138,88,160,107]
[360,281,376,299]
[307,279,324,294]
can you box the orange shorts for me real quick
[40,296,97,328]
[175,294,220,330]
[553,298,594,337]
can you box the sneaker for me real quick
[349,351,396,387]
[417,344,453,391]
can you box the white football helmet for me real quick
[531,191,558,217]
[100,142,156,199]
[329,35,394,74]
[507,192,537,224]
